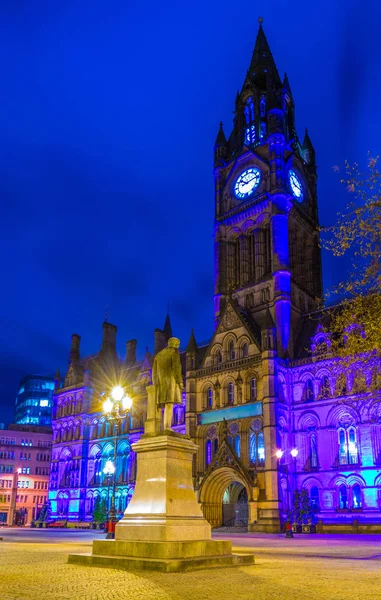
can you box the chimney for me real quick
[69,334,81,364]
[154,329,167,354]
[126,339,137,366]
[101,322,117,356]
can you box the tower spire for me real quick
[245,18,281,88]
[163,312,173,339]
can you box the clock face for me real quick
[234,167,261,199]
[289,170,303,201]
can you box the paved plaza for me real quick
[0,529,380,600]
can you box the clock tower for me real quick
[213,20,322,358]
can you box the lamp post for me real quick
[102,385,133,539]
[275,448,299,537]
[103,459,115,532]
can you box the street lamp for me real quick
[103,460,115,531]
[102,385,133,539]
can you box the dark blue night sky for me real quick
[1,0,380,425]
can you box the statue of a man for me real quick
[152,337,184,431]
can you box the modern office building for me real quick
[15,375,55,426]
[0,424,52,525]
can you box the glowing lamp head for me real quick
[275,449,284,459]
[103,398,113,414]
[17,468,22,474]
[111,385,124,402]
[290,448,298,458]
[103,460,115,476]
[122,394,133,411]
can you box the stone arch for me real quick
[300,475,323,491]
[199,465,254,528]
[297,411,320,431]
[326,404,360,428]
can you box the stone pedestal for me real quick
[69,434,254,572]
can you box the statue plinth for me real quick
[69,433,255,571]
[116,435,210,541]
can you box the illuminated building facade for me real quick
[0,424,51,525]
[48,319,185,521]
[49,21,381,531]
[15,374,55,426]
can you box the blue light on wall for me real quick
[198,402,262,425]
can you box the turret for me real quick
[214,122,227,166]
[69,334,81,364]
[186,329,198,371]
[125,339,137,366]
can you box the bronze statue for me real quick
[152,337,184,431]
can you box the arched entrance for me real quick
[222,482,248,527]
[199,466,254,529]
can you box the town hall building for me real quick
[48,21,381,532]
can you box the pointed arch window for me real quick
[249,431,265,465]
[205,440,212,466]
[305,379,314,401]
[216,351,222,366]
[352,484,362,509]
[338,427,358,465]
[213,438,219,455]
[260,97,266,117]
[242,343,249,358]
[206,387,213,409]
[227,382,234,405]
[310,486,319,511]
[310,433,318,468]
[234,435,241,457]
[339,484,348,509]
[321,376,330,398]
[244,97,256,145]
[250,377,257,401]
[228,340,236,361]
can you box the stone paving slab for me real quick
[1,531,381,600]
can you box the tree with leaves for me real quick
[93,497,107,524]
[321,155,381,364]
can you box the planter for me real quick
[292,524,302,533]
[302,524,316,534]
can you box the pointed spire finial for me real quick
[258,16,264,26]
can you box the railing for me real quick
[195,355,261,378]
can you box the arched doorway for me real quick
[222,482,248,527]
[199,466,253,529]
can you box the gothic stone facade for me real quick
[49,23,381,531]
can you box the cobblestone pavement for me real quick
[1,530,380,600]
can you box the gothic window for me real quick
[94,455,102,485]
[244,97,256,145]
[228,340,236,361]
[250,377,257,401]
[260,96,266,117]
[352,484,362,509]
[227,382,234,405]
[336,374,347,396]
[121,451,129,482]
[234,435,241,457]
[206,387,213,409]
[339,485,348,509]
[310,486,319,511]
[320,376,330,398]
[260,121,266,139]
[216,351,222,366]
[249,431,265,465]
[242,343,249,358]
[213,438,219,455]
[338,427,359,465]
[305,379,314,402]
[310,433,318,468]
[258,431,265,464]
[249,433,257,463]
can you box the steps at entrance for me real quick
[213,526,248,534]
